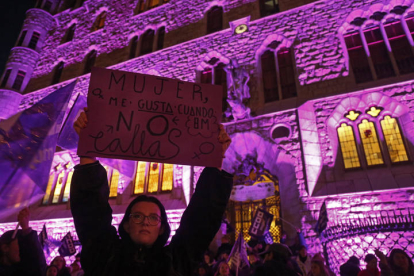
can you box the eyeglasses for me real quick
[129,213,161,226]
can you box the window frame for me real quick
[206,6,223,35]
[28,31,41,50]
[93,12,107,32]
[83,50,97,74]
[133,162,174,195]
[12,70,26,91]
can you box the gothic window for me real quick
[12,70,26,91]
[259,0,279,17]
[157,27,165,51]
[28,32,40,50]
[207,6,223,34]
[363,26,395,79]
[199,60,228,113]
[384,20,414,75]
[129,36,139,59]
[84,50,96,74]
[93,12,106,31]
[200,68,212,84]
[277,47,297,99]
[358,119,384,166]
[52,62,64,85]
[380,116,409,163]
[337,123,361,169]
[344,30,373,83]
[140,29,154,56]
[17,30,27,47]
[261,50,278,102]
[1,69,11,88]
[133,162,174,194]
[64,24,76,43]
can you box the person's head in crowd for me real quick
[196,263,209,276]
[364,254,378,270]
[46,265,59,276]
[248,252,259,265]
[70,260,81,273]
[299,245,308,258]
[118,195,171,249]
[204,250,214,265]
[388,248,413,274]
[312,252,326,263]
[221,235,230,244]
[0,230,20,266]
[348,255,360,266]
[310,260,329,276]
[214,260,230,276]
[217,251,229,262]
[261,243,292,262]
[51,256,66,271]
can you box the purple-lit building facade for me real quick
[1,0,414,272]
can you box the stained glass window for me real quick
[380,116,409,163]
[134,162,147,194]
[337,123,361,169]
[43,173,56,204]
[109,169,119,197]
[52,171,65,203]
[161,164,173,191]
[147,163,160,193]
[62,171,73,202]
[358,119,384,166]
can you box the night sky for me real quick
[0,1,36,76]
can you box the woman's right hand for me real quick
[375,249,387,264]
[74,107,88,136]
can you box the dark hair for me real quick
[46,265,59,273]
[311,260,330,276]
[118,195,171,249]
[349,256,360,265]
[51,256,67,271]
[364,253,377,264]
[388,249,413,273]
[214,260,229,276]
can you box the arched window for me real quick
[156,27,165,51]
[363,25,395,79]
[52,62,64,85]
[28,32,40,50]
[214,63,228,112]
[259,0,279,17]
[129,36,139,59]
[380,116,409,163]
[64,24,76,43]
[261,50,278,102]
[337,123,361,169]
[358,119,384,166]
[207,6,223,34]
[384,19,414,75]
[140,29,154,56]
[133,162,174,194]
[52,171,66,203]
[277,47,296,99]
[344,30,373,83]
[17,30,27,46]
[84,50,97,74]
[93,12,107,31]
[62,171,73,202]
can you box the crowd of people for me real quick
[0,110,414,276]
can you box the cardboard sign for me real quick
[230,182,275,202]
[249,208,274,238]
[78,68,223,167]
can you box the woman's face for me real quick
[198,267,206,276]
[123,202,164,247]
[393,253,409,270]
[311,263,321,276]
[204,254,210,264]
[219,262,230,276]
[52,256,64,270]
[46,266,58,276]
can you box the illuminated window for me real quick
[380,116,408,163]
[358,119,384,166]
[109,169,119,197]
[345,110,360,121]
[62,171,73,202]
[366,106,382,117]
[338,123,361,169]
[228,173,281,243]
[133,162,174,194]
[52,171,66,203]
[207,6,223,34]
[93,12,106,31]
[43,173,56,204]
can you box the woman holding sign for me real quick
[71,109,233,275]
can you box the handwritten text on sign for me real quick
[77,67,223,167]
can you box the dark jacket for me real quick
[0,229,47,276]
[340,260,361,276]
[253,259,299,276]
[70,162,233,276]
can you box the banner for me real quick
[263,231,273,245]
[58,232,76,256]
[39,224,48,248]
[227,232,250,276]
[0,81,76,219]
[315,201,328,235]
[77,67,223,167]
[248,208,274,238]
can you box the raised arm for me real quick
[70,109,118,270]
[170,125,233,272]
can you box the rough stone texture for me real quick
[0,90,23,120]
